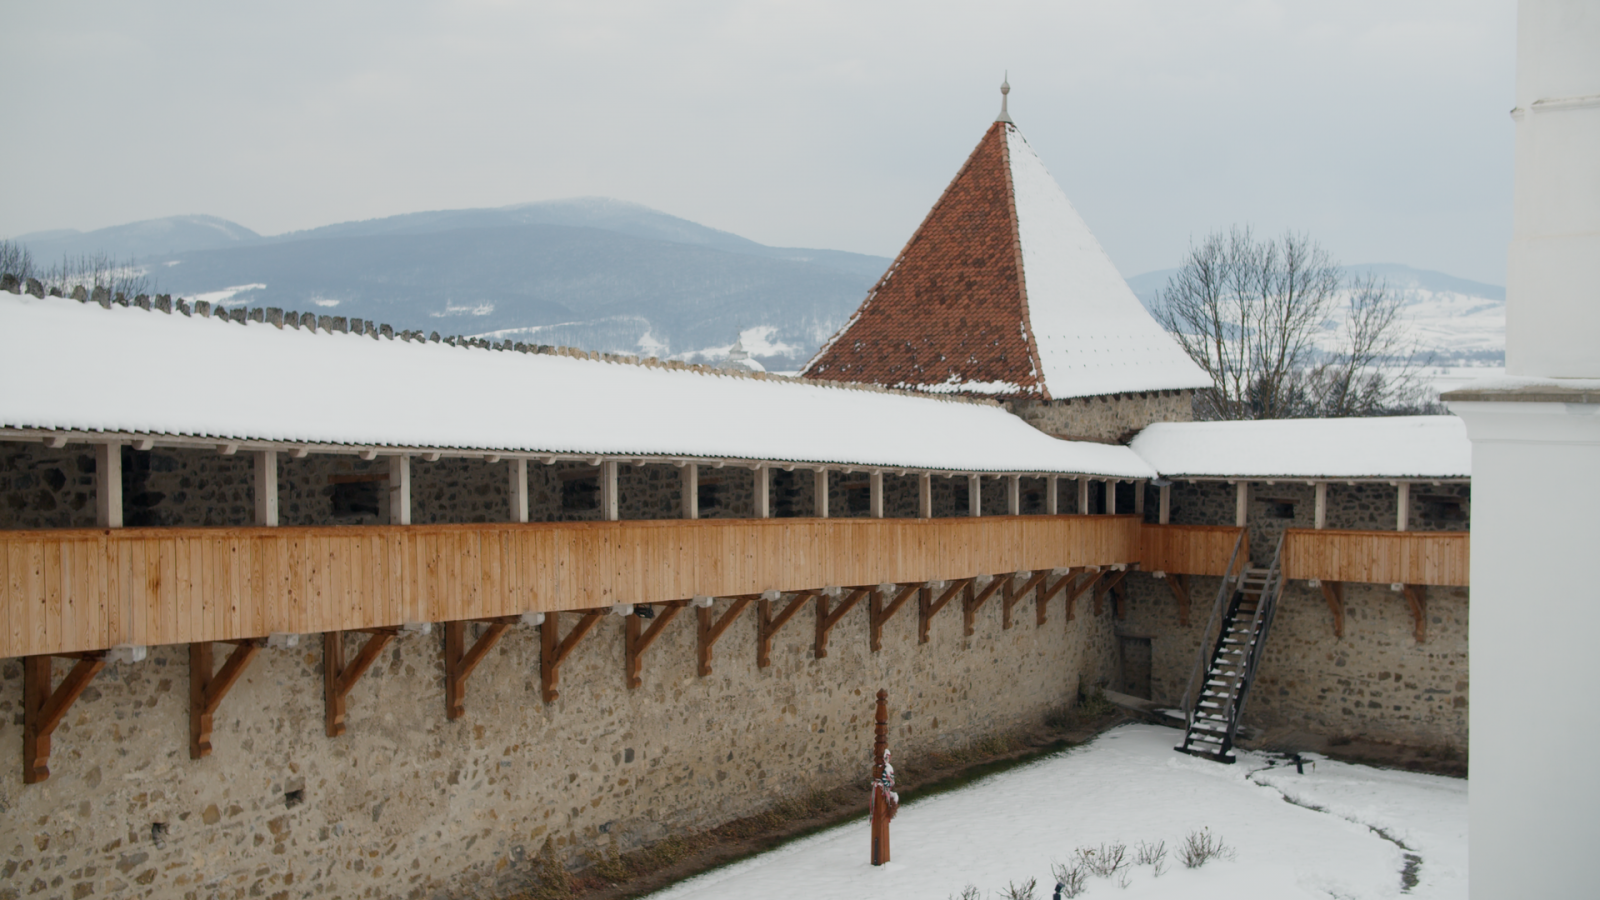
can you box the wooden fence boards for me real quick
[1138,524,1248,577]
[1283,528,1469,586]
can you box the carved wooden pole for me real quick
[871,688,891,866]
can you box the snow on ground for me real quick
[643,725,1466,900]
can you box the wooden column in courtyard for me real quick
[680,463,698,519]
[815,468,830,518]
[871,688,891,866]
[95,441,122,528]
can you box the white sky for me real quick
[2,1,1516,283]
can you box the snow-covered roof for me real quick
[0,292,1157,478]
[802,117,1210,401]
[1128,417,1471,481]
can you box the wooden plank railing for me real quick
[1138,524,1248,577]
[1282,528,1469,586]
[1,515,1144,658]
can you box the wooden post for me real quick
[1159,483,1171,524]
[1104,479,1117,514]
[541,609,604,702]
[871,689,891,866]
[1134,479,1146,516]
[624,602,685,688]
[1046,475,1059,515]
[698,597,753,676]
[601,460,619,521]
[190,639,261,758]
[253,450,279,527]
[968,474,982,517]
[815,468,830,518]
[681,463,698,519]
[509,459,529,523]
[1235,480,1248,527]
[1006,475,1020,515]
[324,629,397,736]
[444,618,516,719]
[95,442,122,528]
[1397,481,1410,532]
[918,579,968,643]
[23,652,107,783]
[869,471,884,518]
[388,455,411,525]
[1320,581,1345,638]
[757,591,813,668]
[1314,481,1328,530]
[917,473,931,519]
[754,465,770,519]
[1077,477,1089,515]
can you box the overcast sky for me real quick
[4,0,1515,283]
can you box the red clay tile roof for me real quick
[802,122,1047,399]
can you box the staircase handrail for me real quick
[1179,529,1245,725]
[1226,531,1287,748]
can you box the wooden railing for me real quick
[0,515,1144,658]
[1282,528,1469,586]
[1138,524,1248,577]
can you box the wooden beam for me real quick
[815,468,830,518]
[919,578,971,644]
[1006,475,1021,516]
[870,583,922,651]
[815,587,867,658]
[1065,570,1103,621]
[23,652,107,783]
[968,474,982,517]
[1134,479,1146,516]
[388,455,411,525]
[509,459,529,523]
[1166,573,1192,626]
[1397,481,1411,532]
[1036,568,1080,626]
[444,617,518,719]
[95,442,122,528]
[1046,475,1059,515]
[1105,480,1117,515]
[190,639,261,758]
[625,601,686,688]
[540,609,604,702]
[918,473,931,519]
[1314,482,1328,530]
[963,576,1006,636]
[1235,481,1248,527]
[681,463,698,519]
[1401,584,1427,642]
[870,471,884,518]
[1320,580,1345,638]
[324,628,398,737]
[601,460,619,521]
[1002,570,1048,629]
[758,591,813,668]
[1159,484,1171,524]
[253,450,279,527]
[1077,477,1090,514]
[698,596,753,676]
[1095,569,1128,617]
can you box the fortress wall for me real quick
[1116,573,1469,750]
[1010,390,1192,443]
[0,586,1118,900]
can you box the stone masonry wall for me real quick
[1010,390,1192,443]
[1116,572,1468,749]
[0,587,1119,900]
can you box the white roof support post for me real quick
[1396,481,1410,532]
[1077,477,1089,515]
[509,458,529,523]
[870,471,884,518]
[917,472,932,519]
[1314,481,1328,530]
[1234,480,1248,528]
[388,455,412,525]
[253,450,279,527]
[1158,483,1171,525]
[968,474,982,518]
[1104,480,1116,515]
[815,468,830,519]
[1046,475,1059,515]
[1134,479,1146,516]
[601,460,620,521]
[681,463,698,519]
[1006,474,1020,516]
[95,441,123,529]
[754,465,770,519]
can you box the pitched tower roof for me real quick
[802,89,1210,401]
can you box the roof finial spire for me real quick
[996,72,1013,124]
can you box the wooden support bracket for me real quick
[625,601,687,688]
[815,587,868,659]
[1320,581,1345,638]
[870,583,923,652]
[190,639,261,758]
[1401,584,1427,643]
[919,579,971,644]
[444,617,519,720]
[1095,569,1128,617]
[963,576,1006,637]
[1035,568,1081,626]
[1166,574,1191,626]
[699,596,754,676]
[541,609,605,702]
[758,591,814,668]
[1064,570,1102,621]
[23,652,107,784]
[1002,571,1049,630]
[324,628,398,737]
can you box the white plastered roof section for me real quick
[0,294,1157,479]
[1128,417,1472,480]
[1005,126,1212,399]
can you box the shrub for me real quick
[1049,860,1087,898]
[998,877,1037,900]
[1179,827,1235,869]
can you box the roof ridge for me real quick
[0,274,1004,410]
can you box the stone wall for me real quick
[1010,390,1192,443]
[0,587,1119,900]
[1115,572,1469,750]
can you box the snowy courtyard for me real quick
[643,724,1467,900]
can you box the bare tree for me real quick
[0,240,34,282]
[1157,228,1428,420]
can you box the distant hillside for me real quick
[13,214,260,260]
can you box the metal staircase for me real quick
[1176,532,1285,763]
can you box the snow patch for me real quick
[190,284,267,306]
